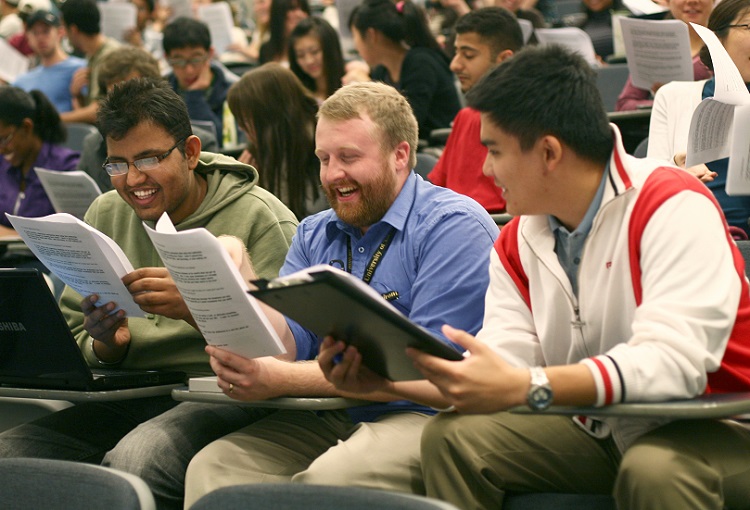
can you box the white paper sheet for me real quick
[5,213,144,317]
[99,2,138,43]
[534,28,599,66]
[0,37,29,83]
[620,18,692,90]
[143,213,286,359]
[34,168,102,220]
[197,3,234,57]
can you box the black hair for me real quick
[455,7,524,57]
[467,44,612,164]
[0,87,66,144]
[700,0,750,72]
[289,16,345,98]
[163,17,211,54]
[262,0,311,63]
[349,0,441,53]
[97,78,192,150]
[60,0,100,35]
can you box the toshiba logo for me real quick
[0,322,27,332]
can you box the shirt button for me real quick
[574,257,580,265]
[146,313,156,320]
[358,247,365,253]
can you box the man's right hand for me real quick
[81,294,131,362]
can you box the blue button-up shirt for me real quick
[281,172,499,420]
[548,164,608,296]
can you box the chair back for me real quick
[64,122,99,153]
[595,64,630,112]
[1,458,155,510]
[191,484,460,510]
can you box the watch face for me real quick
[529,386,553,410]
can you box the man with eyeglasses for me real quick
[0,78,299,510]
[163,16,239,148]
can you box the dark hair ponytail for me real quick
[350,0,441,53]
[0,87,66,144]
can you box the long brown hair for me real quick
[228,63,320,218]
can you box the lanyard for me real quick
[345,227,397,284]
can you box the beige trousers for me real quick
[421,411,750,510]
[184,409,429,508]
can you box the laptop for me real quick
[0,268,186,391]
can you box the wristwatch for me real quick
[527,366,553,411]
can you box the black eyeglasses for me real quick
[167,54,210,69]
[102,138,185,177]
[726,24,750,31]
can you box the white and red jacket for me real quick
[479,127,750,450]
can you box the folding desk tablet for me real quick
[0,268,185,396]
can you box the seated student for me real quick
[575,0,627,61]
[648,0,750,236]
[615,0,713,111]
[372,44,750,510]
[13,10,87,114]
[0,78,298,510]
[349,0,462,138]
[163,17,239,147]
[289,16,345,103]
[76,46,218,193]
[182,81,498,506]
[58,0,121,125]
[228,63,327,219]
[0,87,79,238]
[259,0,310,65]
[428,7,523,214]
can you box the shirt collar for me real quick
[548,162,609,237]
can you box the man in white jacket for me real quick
[400,45,750,509]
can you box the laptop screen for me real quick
[0,268,95,385]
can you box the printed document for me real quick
[35,168,102,220]
[620,18,692,90]
[143,213,286,359]
[686,23,750,194]
[5,213,144,316]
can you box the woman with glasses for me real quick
[0,87,79,237]
[648,0,750,236]
[227,63,326,219]
[288,17,345,103]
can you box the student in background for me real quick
[163,16,239,147]
[0,78,298,510]
[76,46,219,193]
[228,63,326,219]
[615,0,713,111]
[349,0,461,138]
[648,0,750,236]
[259,0,310,64]
[289,16,345,103]
[13,10,87,114]
[0,87,79,237]
[429,7,523,214]
[59,0,121,124]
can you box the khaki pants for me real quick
[421,412,750,510]
[184,409,429,509]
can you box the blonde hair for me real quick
[318,82,418,169]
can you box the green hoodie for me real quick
[60,152,299,376]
